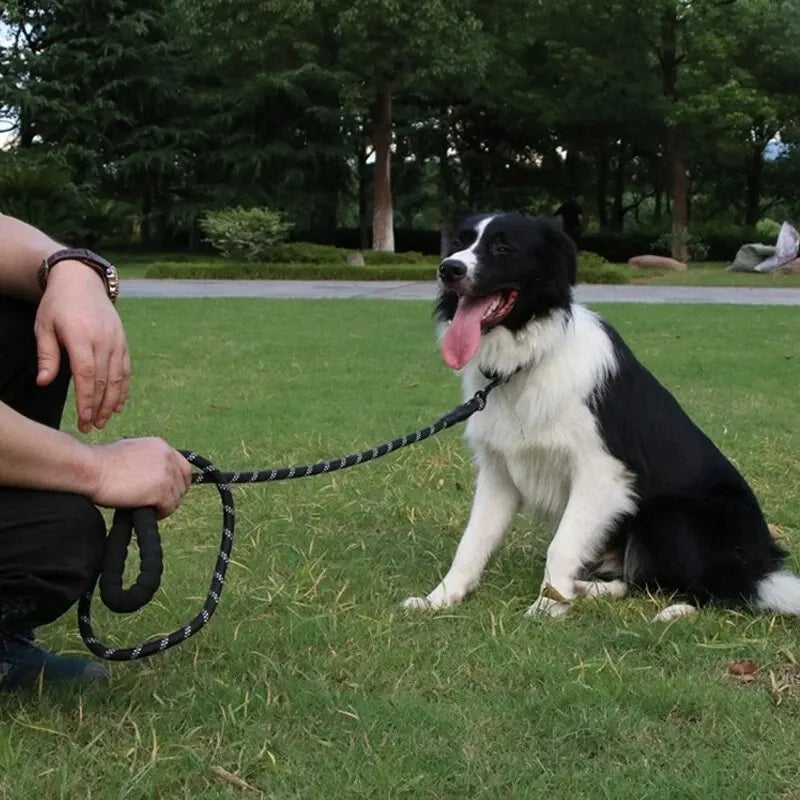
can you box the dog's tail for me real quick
[755,570,800,615]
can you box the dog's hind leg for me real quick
[403,454,520,611]
[573,579,627,598]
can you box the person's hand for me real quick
[34,261,130,433]
[87,438,193,519]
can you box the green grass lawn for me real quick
[3,300,799,799]
[633,261,800,288]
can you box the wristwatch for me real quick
[38,248,120,304]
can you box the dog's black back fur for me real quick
[591,325,785,604]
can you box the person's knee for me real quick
[0,491,107,633]
[26,494,106,627]
[55,494,107,589]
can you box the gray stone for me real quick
[628,254,688,271]
[346,251,366,267]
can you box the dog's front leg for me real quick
[527,463,633,618]
[403,455,520,610]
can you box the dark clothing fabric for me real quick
[0,296,106,634]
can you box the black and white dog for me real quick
[403,212,799,620]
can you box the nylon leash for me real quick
[78,377,504,661]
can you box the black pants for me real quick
[0,296,106,635]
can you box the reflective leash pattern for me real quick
[78,378,503,661]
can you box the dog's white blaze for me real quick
[447,215,494,279]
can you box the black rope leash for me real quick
[78,377,503,661]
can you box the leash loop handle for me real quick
[99,508,163,614]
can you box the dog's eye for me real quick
[450,229,477,254]
[490,238,511,257]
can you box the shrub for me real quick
[362,250,433,265]
[576,251,633,284]
[256,241,436,266]
[755,218,782,241]
[200,206,292,261]
[145,261,436,281]
[263,241,346,264]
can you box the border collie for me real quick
[403,212,799,620]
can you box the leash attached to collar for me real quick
[78,376,505,661]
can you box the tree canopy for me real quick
[1,0,798,255]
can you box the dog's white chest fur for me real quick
[460,305,627,518]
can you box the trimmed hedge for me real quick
[146,261,437,281]
[145,250,635,284]
[264,242,434,265]
[576,251,636,284]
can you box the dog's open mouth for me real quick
[441,289,519,370]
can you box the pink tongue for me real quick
[442,296,496,370]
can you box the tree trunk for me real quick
[565,148,581,194]
[665,127,689,262]
[371,81,394,252]
[653,162,664,224]
[611,141,626,231]
[660,7,689,262]
[595,149,609,228]
[744,142,763,227]
[439,108,455,257]
[357,130,370,250]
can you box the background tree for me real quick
[1,0,798,257]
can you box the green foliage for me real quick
[2,0,800,249]
[576,251,633,284]
[0,151,84,239]
[755,218,782,241]
[651,231,710,262]
[145,261,435,280]
[200,207,293,261]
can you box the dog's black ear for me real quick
[541,218,577,286]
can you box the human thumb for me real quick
[36,324,61,386]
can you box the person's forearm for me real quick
[0,401,99,495]
[0,213,67,301]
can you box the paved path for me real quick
[123,279,800,306]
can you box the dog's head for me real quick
[435,212,577,370]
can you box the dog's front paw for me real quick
[652,603,697,622]
[525,596,571,618]
[402,595,435,611]
[402,581,464,611]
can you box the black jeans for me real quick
[0,296,106,635]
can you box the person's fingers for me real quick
[90,340,112,429]
[95,342,126,428]
[116,348,132,413]
[35,322,62,388]
[67,342,97,433]
[177,452,193,489]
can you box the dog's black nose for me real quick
[438,259,467,282]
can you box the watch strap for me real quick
[39,248,120,303]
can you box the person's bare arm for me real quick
[0,213,67,301]
[0,213,131,431]
[0,401,192,518]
